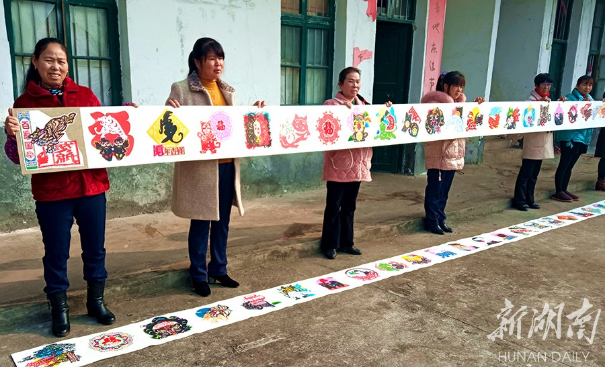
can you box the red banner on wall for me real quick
[423,0,448,94]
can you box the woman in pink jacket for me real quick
[422,71,484,235]
[320,67,390,259]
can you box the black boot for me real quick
[439,222,453,233]
[424,224,445,235]
[47,292,70,337]
[86,281,116,325]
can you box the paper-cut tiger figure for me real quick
[198,121,221,154]
[30,112,77,153]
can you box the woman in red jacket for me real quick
[3,38,115,337]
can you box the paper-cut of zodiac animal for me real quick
[30,112,76,153]
[159,111,184,144]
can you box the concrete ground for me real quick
[0,185,603,366]
[0,146,601,308]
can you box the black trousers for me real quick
[513,159,543,206]
[35,193,108,295]
[320,181,361,251]
[599,158,605,179]
[555,142,585,193]
[424,169,456,227]
[188,162,234,282]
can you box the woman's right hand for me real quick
[4,108,19,137]
[167,99,181,108]
[341,100,353,109]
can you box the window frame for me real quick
[281,0,335,105]
[3,0,123,105]
[376,0,416,24]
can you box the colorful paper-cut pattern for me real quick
[148,110,188,157]
[89,332,133,352]
[425,107,445,134]
[196,305,232,322]
[278,284,315,300]
[89,111,134,161]
[17,343,80,367]
[375,107,397,140]
[401,254,431,265]
[142,316,191,339]
[375,261,408,271]
[317,277,348,290]
[345,268,380,281]
[402,107,421,137]
[349,111,370,142]
[242,294,280,310]
[244,112,272,149]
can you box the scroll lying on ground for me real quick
[12,101,605,174]
[11,200,605,367]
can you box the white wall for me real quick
[441,0,501,100]
[490,0,553,101]
[0,4,15,121]
[122,0,280,107]
[332,0,377,100]
[562,0,596,93]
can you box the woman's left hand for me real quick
[559,96,567,102]
[122,102,139,108]
[253,100,266,108]
[385,101,393,107]
[474,97,485,104]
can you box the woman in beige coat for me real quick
[512,73,561,211]
[167,37,264,297]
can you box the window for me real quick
[4,0,122,105]
[377,0,416,22]
[281,0,334,105]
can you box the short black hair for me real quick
[338,67,361,85]
[576,75,594,86]
[534,73,553,86]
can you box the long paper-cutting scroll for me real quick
[12,101,605,174]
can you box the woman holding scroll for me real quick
[167,37,265,297]
[3,38,116,337]
[421,71,485,235]
[320,67,392,259]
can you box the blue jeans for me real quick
[424,169,456,227]
[188,162,235,282]
[35,193,108,295]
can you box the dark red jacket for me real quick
[7,77,110,201]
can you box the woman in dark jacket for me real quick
[4,38,115,337]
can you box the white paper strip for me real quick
[11,200,605,367]
[13,100,605,174]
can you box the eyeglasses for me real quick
[539,83,552,88]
